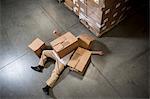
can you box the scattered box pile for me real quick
[64,0,131,37]
[28,38,46,58]
[29,32,95,75]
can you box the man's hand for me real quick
[98,51,104,55]
[91,51,104,56]
[52,29,62,37]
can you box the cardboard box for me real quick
[28,38,46,58]
[78,0,131,37]
[73,0,80,16]
[73,5,80,16]
[68,47,91,75]
[64,0,73,11]
[77,34,95,50]
[50,32,78,58]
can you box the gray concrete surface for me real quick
[0,0,149,99]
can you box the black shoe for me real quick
[42,85,50,95]
[31,66,43,73]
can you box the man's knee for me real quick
[42,50,52,55]
[42,50,47,55]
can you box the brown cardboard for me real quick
[73,5,80,16]
[28,38,46,58]
[78,0,131,37]
[50,32,78,58]
[73,0,80,16]
[68,47,91,75]
[64,0,73,10]
[77,34,95,50]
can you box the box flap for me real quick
[28,38,45,51]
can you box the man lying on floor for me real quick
[31,30,104,95]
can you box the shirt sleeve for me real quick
[53,50,74,65]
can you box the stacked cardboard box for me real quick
[73,0,80,16]
[79,0,131,37]
[64,0,80,16]
[64,0,131,37]
[64,0,74,11]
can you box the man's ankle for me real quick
[38,65,44,69]
[45,85,51,89]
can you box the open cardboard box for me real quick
[68,47,92,75]
[28,38,46,58]
[77,33,95,50]
[50,32,78,58]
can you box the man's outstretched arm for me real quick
[91,51,104,56]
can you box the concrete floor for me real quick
[0,0,149,99]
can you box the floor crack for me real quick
[91,61,122,99]
[0,51,29,71]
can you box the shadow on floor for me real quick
[49,89,57,99]
[91,40,111,56]
[102,14,148,39]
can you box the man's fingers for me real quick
[99,51,104,55]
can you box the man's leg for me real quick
[31,50,55,72]
[38,50,55,66]
[42,59,65,95]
